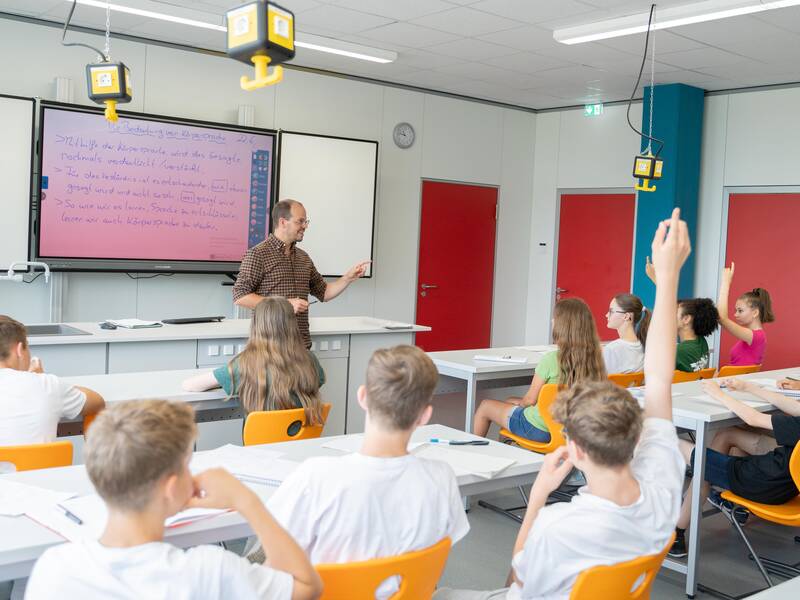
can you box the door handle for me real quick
[555,287,568,294]
[421,284,438,290]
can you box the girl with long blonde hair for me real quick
[183,297,324,426]
[473,298,606,442]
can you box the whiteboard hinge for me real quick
[495,203,499,220]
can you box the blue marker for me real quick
[429,438,489,446]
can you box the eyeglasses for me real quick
[290,218,311,226]
[606,310,627,315]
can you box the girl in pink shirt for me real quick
[717,262,775,366]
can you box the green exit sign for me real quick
[584,103,604,117]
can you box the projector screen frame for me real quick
[34,101,278,274]
[276,129,378,278]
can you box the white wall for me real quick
[0,17,536,347]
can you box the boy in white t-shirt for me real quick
[0,315,104,444]
[266,345,470,599]
[25,399,322,600]
[436,208,690,600]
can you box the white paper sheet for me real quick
[0,480,75,517]
[191,445,295,486]
[412,445,515,479]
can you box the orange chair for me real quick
[717,364,762,378]
[243,403,331,446]
[719,444,800,590]
[673,370,702,383]
[479,385,565,521]
[609,372,645,389]
[316,538,451,600]
[697,367,717,380]
[83,411,101,438]
[569,533,675,599]
[0,441,73,472]
[498,384,564,454]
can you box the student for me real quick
[0,315,104,445]
[675,298,718,372]
[183,298,325,427]
[473,298,606,442]
[671,378,800,557]
[436,208,690,600]
[25,399,322,600]
[603,293,650,374]
[717,262,774,366]
[266,345,469,600]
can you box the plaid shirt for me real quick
[233,234,327,348]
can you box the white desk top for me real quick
[60,369,225,406]
[0,424,542,581]
[744,576,800,598]
[429,346,552,375]
[27,317,430,346]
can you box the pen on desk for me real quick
[57,504,83,525]
[308,300,319,306]
[429,438,490,446]
[786,376,800,382]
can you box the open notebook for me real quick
[190,444,298,487]
[25,494,229,543]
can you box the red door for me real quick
[555,193,636,341]
[415,181,497,351]
[721,193,798,370]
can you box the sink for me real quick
[26,324,91,337]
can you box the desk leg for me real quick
[685,422,707,599]
[464,374,477,433]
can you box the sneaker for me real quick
[668,534,687,558]
[708,489,749,525]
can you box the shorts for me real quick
[690,447,732,490]
[507,406,551,443]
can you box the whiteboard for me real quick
[277,132,377,277]
[0,95,34,271]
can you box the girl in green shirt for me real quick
[675,298,718,372]
[473,298,606,442]
[182,298,325,426]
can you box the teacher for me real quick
[233,199,370,348]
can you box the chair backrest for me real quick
[569,533,675,600]
[243,403,331,446]
[717,364,761,378]
[672,370,701,383]
[697,367,717,380]
[501,384,564,454]
[316,537,451,600]
[83,411,101,438]
[788,443,800,489]
[0,441,73,471]
[608,372,645,388]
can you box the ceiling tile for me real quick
[482,52,575,74]
[409,6,520,37]
[658,47,754,70]
[358,22,460,48]
[426,37,519,60]
[394,69,466,89]
[433,61,543,89]
[753,6,800,34]
[124,20,225,47]
[470,0,598,25]
[296,5,393,35]
[41,3,152,31]
[395,49,467,69]
[476,24,555,52]
[597,30,707,55]
[325,0,453,21]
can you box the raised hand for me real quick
[650,207,691,279]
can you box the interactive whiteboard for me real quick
[0,95,35,271]
[277,132,377,277]
[36,103,276,273]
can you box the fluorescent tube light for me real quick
[554,0,800,44]
[63,0,397,63]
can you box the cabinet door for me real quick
[317,356,348,437]
[33,344,107,376]
[108,341,197,373]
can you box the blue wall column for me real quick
[632,83,704,308]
